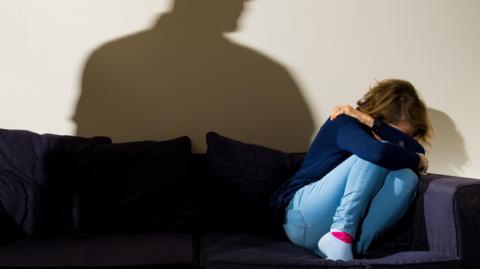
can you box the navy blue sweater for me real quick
[269,115,425,224]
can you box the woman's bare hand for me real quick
[330,105,375,127]
[330,105,354,120]
[417,153,429,175]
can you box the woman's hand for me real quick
[330,105,375,127]
[417,153,429,175]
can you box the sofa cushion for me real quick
[0,233,196,267]
[0,128,111,236]
[0,202,26,244]
[204,132,301,237]
[199,233,461,269]
[67,136,204,235]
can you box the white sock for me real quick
[317,229,354,261]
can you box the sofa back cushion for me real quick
[0,128,112,236]
[0,201,27,244]
[65,136,204,235]
[203,132,303,238]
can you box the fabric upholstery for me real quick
[0,202,26,244]
[0,233,196,267]
[0,129,478,269]
[456,184,480,269]
[204,132,301,238]
[66,136,204,235]
[417,174,480,269]
[0,128,111,236]
[199,233,461,269]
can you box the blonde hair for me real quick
[357,79,432,144]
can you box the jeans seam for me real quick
[332,159,372,235]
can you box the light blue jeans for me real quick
[283,155,418,257]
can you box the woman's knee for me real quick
[388,168,419,195]
[349,155,386,170]
[348,155,390,178]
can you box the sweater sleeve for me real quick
[371,120,425,154]
[336,117,421,171]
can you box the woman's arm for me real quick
[370,119,425,154]
[335,115,422,172]
[330,105,425,154]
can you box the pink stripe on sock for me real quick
[331,231,353,244]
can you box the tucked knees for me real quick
[354,168,418,254]
[349,155,419,196]
[349,155,386,171]
[386,168,419,197]
[283,156,420,256]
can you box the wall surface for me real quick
[1,0,479,178]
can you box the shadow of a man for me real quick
[73,0,314,153]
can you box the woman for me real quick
[269,79,431,261]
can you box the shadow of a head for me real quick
[427,108,469,176]
[73,0,314,153]
[170,0,250,33]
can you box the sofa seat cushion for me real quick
[0,233,196,267]
[199,233,461,269]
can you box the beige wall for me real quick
[1,0,479,178]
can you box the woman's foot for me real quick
[317,229,353,261]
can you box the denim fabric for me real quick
[283,155,418,256]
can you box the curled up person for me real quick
[269,79,431,261]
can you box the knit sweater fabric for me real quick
[269,115,425,224]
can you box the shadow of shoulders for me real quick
[73,4,314,153]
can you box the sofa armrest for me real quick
[416,174,480,269]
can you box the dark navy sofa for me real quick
[0,129,478,269]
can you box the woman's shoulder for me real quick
[314,115,370,143]
[310,115,363,149]
[323,114,362,129]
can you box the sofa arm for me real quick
[416,174,480,269]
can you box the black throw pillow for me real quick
[68,136,203,235]
[204,132,300,237]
